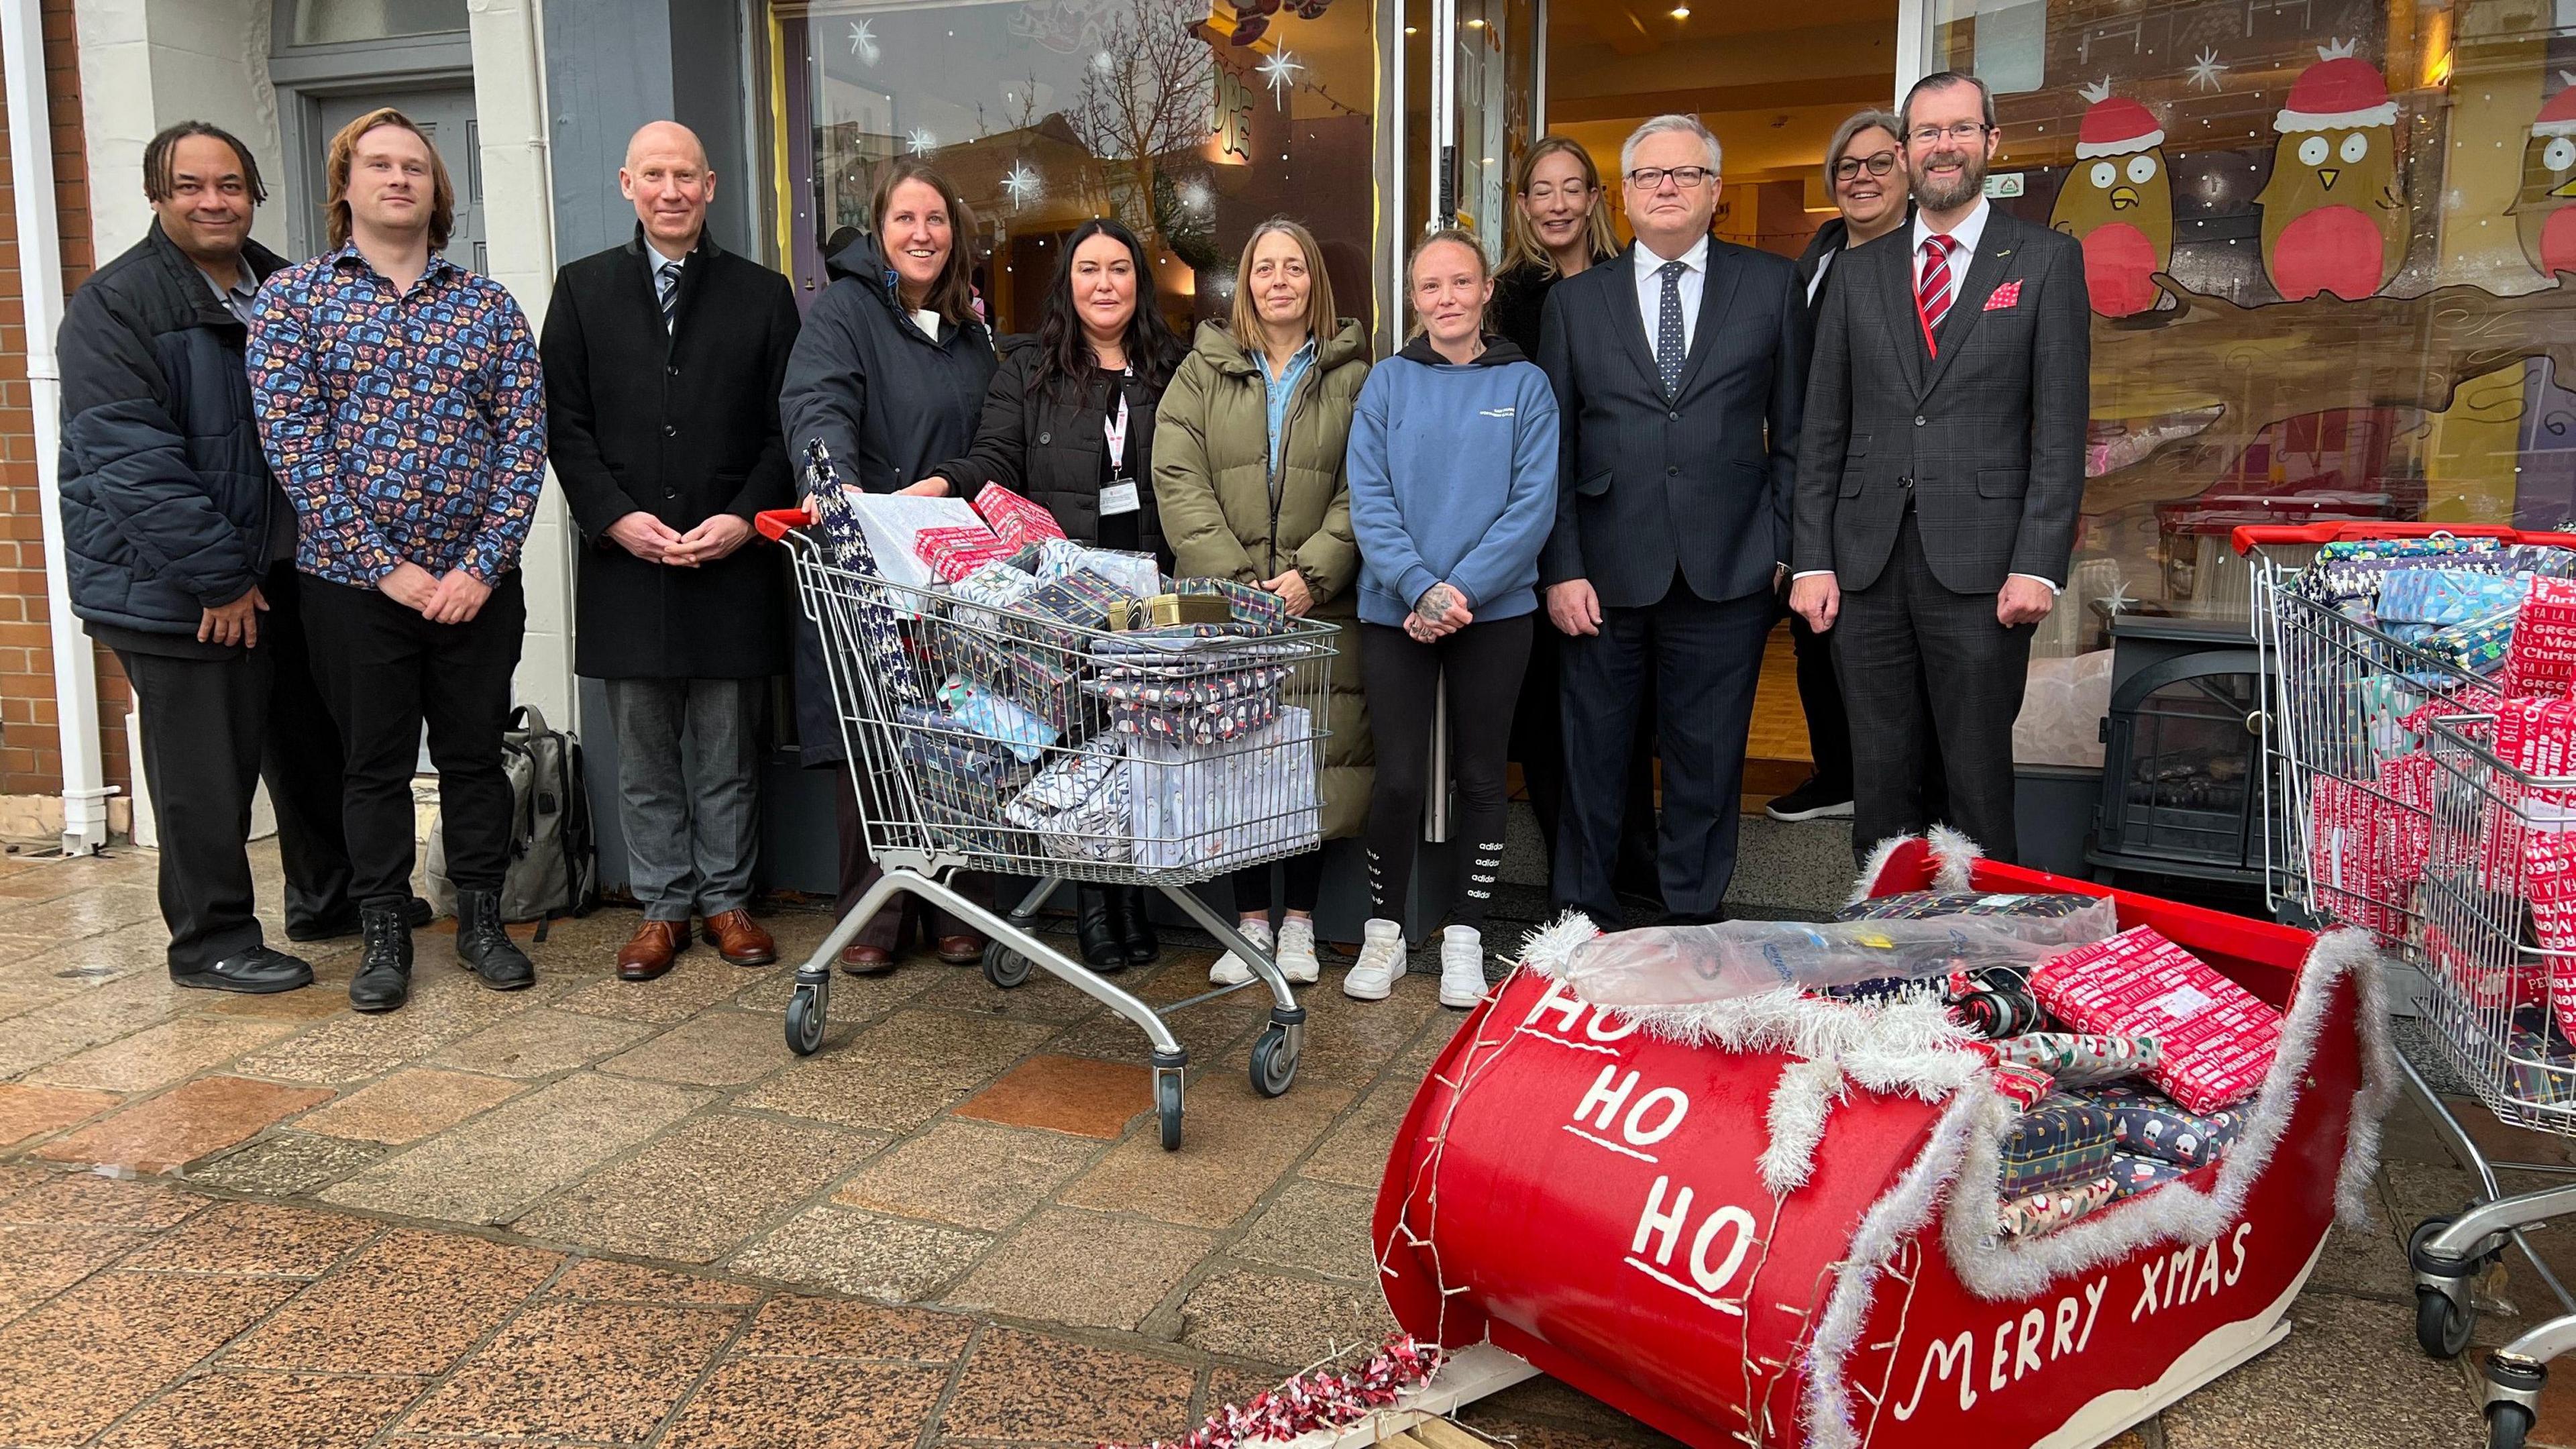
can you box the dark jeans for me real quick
[1232,851,1324,917]
[1360,616,1532,930]
[115,566,354,971]
[301,570,527,905]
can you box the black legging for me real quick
[1360,616,1533,930]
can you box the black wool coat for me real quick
[925,337,1175,562]
[541,227,800,679]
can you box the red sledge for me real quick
[1371,837,2395,1449]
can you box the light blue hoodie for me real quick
[1346,334,1560,629]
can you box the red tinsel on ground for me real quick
[1099,1336,1445,1449]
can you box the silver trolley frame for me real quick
[2243,521,2576,1449]
[759,500,1338,1152]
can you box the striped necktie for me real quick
[657,259,681,333]
[1915,233,1956,354]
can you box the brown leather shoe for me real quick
[936,934,983,965]
[837,943,895,976]
[700,909,777,967]
[616,920,688,981]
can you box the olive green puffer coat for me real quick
[1152,317,1373,840]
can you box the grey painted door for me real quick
[314,87,485,272]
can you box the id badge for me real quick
[1100,479,1142,516]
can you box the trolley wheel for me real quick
[1157,1073,1184,1152]
[983,941,1031,989]
[1249,1026,1299,1098]
[2412,1216,2481,1358]
[785,985,828,1057]
[2487,1402,2534,1449]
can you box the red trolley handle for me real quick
[2231,520,2576,555]
[755,508,812,543]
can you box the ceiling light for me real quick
[1670,5,1689,17]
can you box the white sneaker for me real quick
[1210,918,1271,986]
[1439,925,1489,1008]
[1343,918,1407,1000]
[1275,916,1322,984]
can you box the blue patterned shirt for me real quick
[1260,335,1316,476]
[248,244,547,587]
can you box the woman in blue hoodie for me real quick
[1342,229,1560,1008]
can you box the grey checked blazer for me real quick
[1790,209,2089,594]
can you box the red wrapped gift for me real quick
[2482,696,2576,887]
[2379,750,2436,886]
[2032,926,2284,1112]
[2308,775,2400,941]
[2509,575,2576,697]
[912,525,1016,583]
[2528,833,2576,1038]
[971,483,1068,549]
[2425,920,2526,1016]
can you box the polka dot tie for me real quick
[1656,260,1687,396]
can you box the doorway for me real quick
[307,87,487,272]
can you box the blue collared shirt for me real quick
[248,243,547,586]
[1259,335,1317,476]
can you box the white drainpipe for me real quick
[1,0,113,855]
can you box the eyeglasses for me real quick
[1834,152,1898,181]
[1909,121,1991,146]
[1626,166,1715,191]
[1523,181,1593,202]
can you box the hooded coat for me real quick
[778,232,998,765]
[1151,317,1373,839]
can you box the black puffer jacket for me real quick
[925,335,1177,560]
[58,226,289,637]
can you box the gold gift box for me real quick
[1110,592,1231,630]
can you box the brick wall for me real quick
[0,0,128,801]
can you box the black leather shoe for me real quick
[288,894,433,943]
[455,889,536,990]
[1074,885,1126,971]
[349,902,415,1012]
[172,945,314,995]
[1108,885,1159,967]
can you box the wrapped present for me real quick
[2379,567,2530,626]
[1177,575,1296,631]
[1130,706,1319,871]
[799,448,928,710]
[1997,1092,2121,1195]
[2506,1023,2576,1116]
[1984,1031,2161,1087]
[1003,739,1133,865]
[941,631,1083,735]
[1077,547,1163,599]
[2357,674,2429,762]
[1945,965,2048,1038]
[2426,920,2528,1016]
[2316,535,2501,564]
[972,482,1069,549]
[1995,1174,2120,1240]
[1110,692,1283,746]
[2106,1152,2192,1198]
[894,705,1032,855]
[1092,663,1294,708]
[945,557,1042,632]
[2510,575,2576,696]
[935,675,1059,763]
[2080,1082,2246,1169]
[2308,775,2400,942]
[912,524,1016,583]
[2424,608,2517,679]
[1112,593,1232,630]
[846,492,987,591]
[2031,926,2284,1112]
[2479,696,2576,888]
[1990,1061,2055,1108]
[2379,750,2437,886]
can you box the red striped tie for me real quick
[1917,233,1957,355]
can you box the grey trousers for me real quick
[604,677,763,920]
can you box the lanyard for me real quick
[1102,369,1132,478]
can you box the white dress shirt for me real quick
[1633,233,1709,362]
[1796,195,2058,594]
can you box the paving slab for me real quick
[549,1258,763,1305]
[1176,1266,1400,1366]
[1290,973,1450,1089]
[1231,1178,1380,1282]
[318,1071,712,1224]
[292,1066,525,1144]
[25,1016,297,1093]
[597,1008,796,1086]
[1061,1079,1356,1228]
[395,1297,743,1443]
[1298,1076,1418,1189]
[557,954,782,1024]
[2161,1290,2485,1449]
[657,1358,949,1449]
[428,1007,655,1077]
[231,973,555,1083]
[953,1053,1154,1139]
[731,1293,975,1361]
[220,1226,559,1375]
[91,1371,427,1449]
[0,1083,119,1146]
[114,1198,378,1277]
[0,1170,203,1228]
[737,1009,1055,1132]
[34,1075,333,1173]
[833,1119,1100,1230]
[0,1269,301,1446]
[186,1131,386,1196]
[0,1222,162,1322]
[945,1205,1214,1331]
[729,1204,990,1303]
[941,1324,1197,1442]
[512,1112,877,1263]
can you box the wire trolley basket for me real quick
[2242,520,2576,1447]
[753,448,1338,1150]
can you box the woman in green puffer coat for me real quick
[1152,217,1373,991]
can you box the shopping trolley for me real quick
[2241,520,2576,1448]
[753,478,1337,1152]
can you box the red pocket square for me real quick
[1983,280,2023,311]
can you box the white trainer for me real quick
[1275,916,1322,984]
[1210,918,1271,986]
[1343,918,1407,1000]
[1438,925,1488,1008]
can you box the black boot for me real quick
[1075,885,1126,971]
[289,894,433,943]
[1108,885,1159,967]
[348,900,414,1013]
[455,889,536,990]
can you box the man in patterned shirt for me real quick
[249,108,548,1013]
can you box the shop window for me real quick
[770,0,1375,335]
[1935,1,2576,763]
[290,0,468,46]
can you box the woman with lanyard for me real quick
[916,216,1185,969]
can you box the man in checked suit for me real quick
[1789,71,2090,863]
[1537,113,1806,924]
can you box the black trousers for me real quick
[1360,616,1531,930]
[1833,510,2033,862]
[1232,851,1324,916]
[1556,583,1772,923]
[301,571,526,904]
[1508,612,1660,892]
[115,566,355,971]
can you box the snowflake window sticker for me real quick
[847,19,879,64]
[1254,48,1304,107]
[2186,46,2227,93]
[906,127,938,156]
[1000,161,1043,209]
